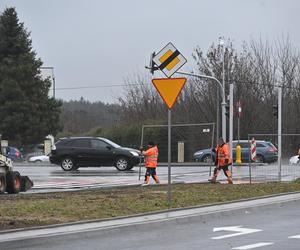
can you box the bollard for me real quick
[236,144,242,164]
[251,138,256,162]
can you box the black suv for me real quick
[49,137,141,171]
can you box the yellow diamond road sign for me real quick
[153,42,187,78]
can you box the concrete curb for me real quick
[1,191,300,243]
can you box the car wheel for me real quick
[0,174,6,194]
[61,157,76,171]
[114,157,130,171]
[202,155,213,163]
[256,155,265,163]
[6,171,21,194]
[34,160,42,163]
[126,165,134,171]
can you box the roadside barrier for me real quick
[251,138,256,162]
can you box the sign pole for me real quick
[168,109,172,208]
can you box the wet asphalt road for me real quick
[12,162,300,193]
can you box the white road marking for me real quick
[232,242,274,249]
[212,226,262,240]
[232,242,274,250]
[289,235,300,239]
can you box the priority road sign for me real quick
[153,42,187,78]
[152,78,186,109]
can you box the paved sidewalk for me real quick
[1,192,300,243]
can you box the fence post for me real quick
[248,137,252,184]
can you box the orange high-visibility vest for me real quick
[216,143,232,167]
[143,146,158,168]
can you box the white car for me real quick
[28,155,49,163]
[289,155,299,165]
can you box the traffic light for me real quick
[225,104,229,117]
[272,104,278,118]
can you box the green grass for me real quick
[1,181,300,230]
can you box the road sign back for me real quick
[153,42,187,78]
[152,78,187,109]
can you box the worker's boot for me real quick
[210,176,217,184]
[153,175,160,184]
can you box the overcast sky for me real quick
[1,0,299,103]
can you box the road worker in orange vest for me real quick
[141,141,159,186]
[210,138,233,184]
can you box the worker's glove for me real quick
[211,148,216,153]
[225,159,229,165]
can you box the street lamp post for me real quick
[176,72,226,136]
[219,37,226,141]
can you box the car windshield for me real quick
[101,138,121,148]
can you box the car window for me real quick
[91,139,109,149]
[101,138,121,148]
[256,143,266,147]
[69,139,90,148]
[267,142,277,148]
[240,142,250,148]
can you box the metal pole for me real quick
[138,125,145,181]
[168,109,172,208]
[210,123,215,177]
[222,44,226,142]
[278,85,282,181]
[176,71,226,142]
[238,102,240,143]
[229,82,233,172]
[248,136,252,184]
[52,68,56,99]
[216,88,219,144]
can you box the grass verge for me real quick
[1,181,300,231]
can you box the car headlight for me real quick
[194,152,204,156]
[130,151,139,157]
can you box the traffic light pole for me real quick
[278,85,282,181]
[229,82,234,169]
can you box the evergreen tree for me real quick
[0,7,62,145]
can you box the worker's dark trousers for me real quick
[212,164,233,184]
[213,165,232,178]
[144,167,159,183]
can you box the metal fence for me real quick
[140,123,215,163]
[242,134,300,183]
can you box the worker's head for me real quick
[217,137,225,146]
[148,141,155,147]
